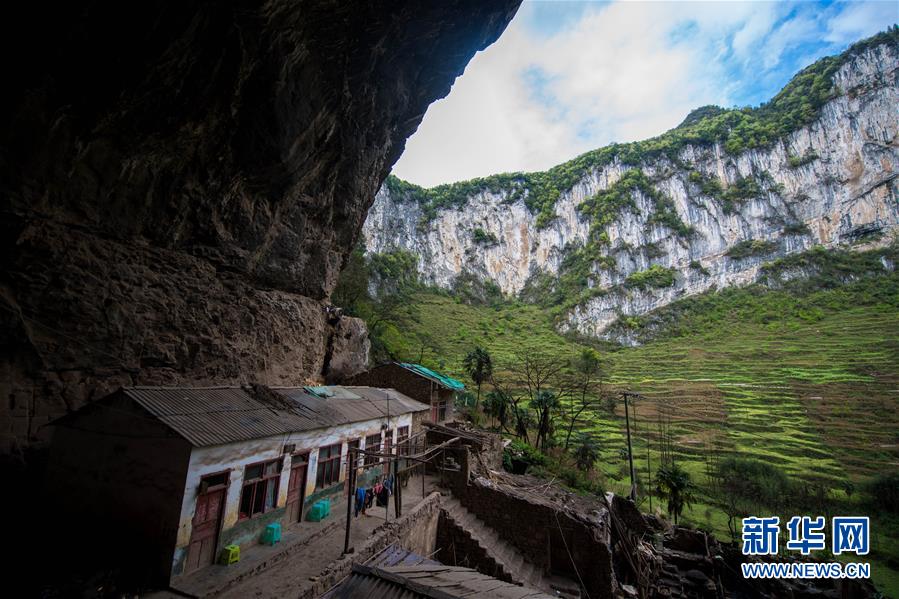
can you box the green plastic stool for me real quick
[307,500,329,522]
[261,522,282,545]
[220,544,240,565]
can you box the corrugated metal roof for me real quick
[367,544,441,568]
[321,544,555,599]
[119,385,429,448]
[398,363,466,391]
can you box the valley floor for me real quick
[374,281,899,595]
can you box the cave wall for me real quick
[0,0,520,454]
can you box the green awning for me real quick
[398,363,465,391]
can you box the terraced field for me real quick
[368,247,899,594]
[601,308,899,488]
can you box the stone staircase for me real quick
[440,496,581,598]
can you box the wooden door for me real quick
[286,454,308,524]
[186,486,226,573]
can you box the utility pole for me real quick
[385,393,391,523]
[623,392,637,502]
[343,448,356,555]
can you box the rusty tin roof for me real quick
[120,385,429,447]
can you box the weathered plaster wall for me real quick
[44,394,193,585]
[172,413,415,577]
[0,0,520,454]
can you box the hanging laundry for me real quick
[354,486,365,517]
[376,484,389,507]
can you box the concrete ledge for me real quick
[170,517,344,598]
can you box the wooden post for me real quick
[393,457,401,518]
[623,392,637,501]
[343,448,356,555]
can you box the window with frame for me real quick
[396,426,410,456]
[239,459,281,520]
[364,433,381,466]
[438,400,448,422]
[384,430,393,458]
[316,443,342,489]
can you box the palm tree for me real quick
[655,463,695,525]
[573,434,600,472]
[483,389,510,429]
[463,347,493,408]
[530,390,559,450]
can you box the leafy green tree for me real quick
[573,434,600,472]
[331,243,370,315]
[655,463,695,526]
[462,347,493,408]
[332,246,422,364]
[562,348,606,449]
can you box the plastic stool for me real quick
[221,544,240,565]
[261,522,282,545]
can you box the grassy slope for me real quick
[377,247,899,595]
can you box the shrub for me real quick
[472,227,498,245]
[726,239,779,260]
[787,151,819,168]
[783,222,811,236]
[503,439,547,473]
[625,265,677,290]
[689,260,711,276]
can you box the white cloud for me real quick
[824,0,898,43]
[391,0,896,187]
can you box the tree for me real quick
[463,347,493,408]
[490,350,571,448]
[655,463,695,525]
[531,390,560,451]
[513,406,533,442]
[711,457,793,541]
[562,348,607,450]
[483,389,510,429]
[332,247,422,364]
[573,434,600,472]
[331,243,370,315]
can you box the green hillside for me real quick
[342,242,899,595]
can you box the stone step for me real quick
[441,496,573,596]
[442,498,528,581]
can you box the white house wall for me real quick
[171,412,413,577]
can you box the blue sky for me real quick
[392,0,897,187]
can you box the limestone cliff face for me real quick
[364,40,899,342]
[0,0,520,451]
